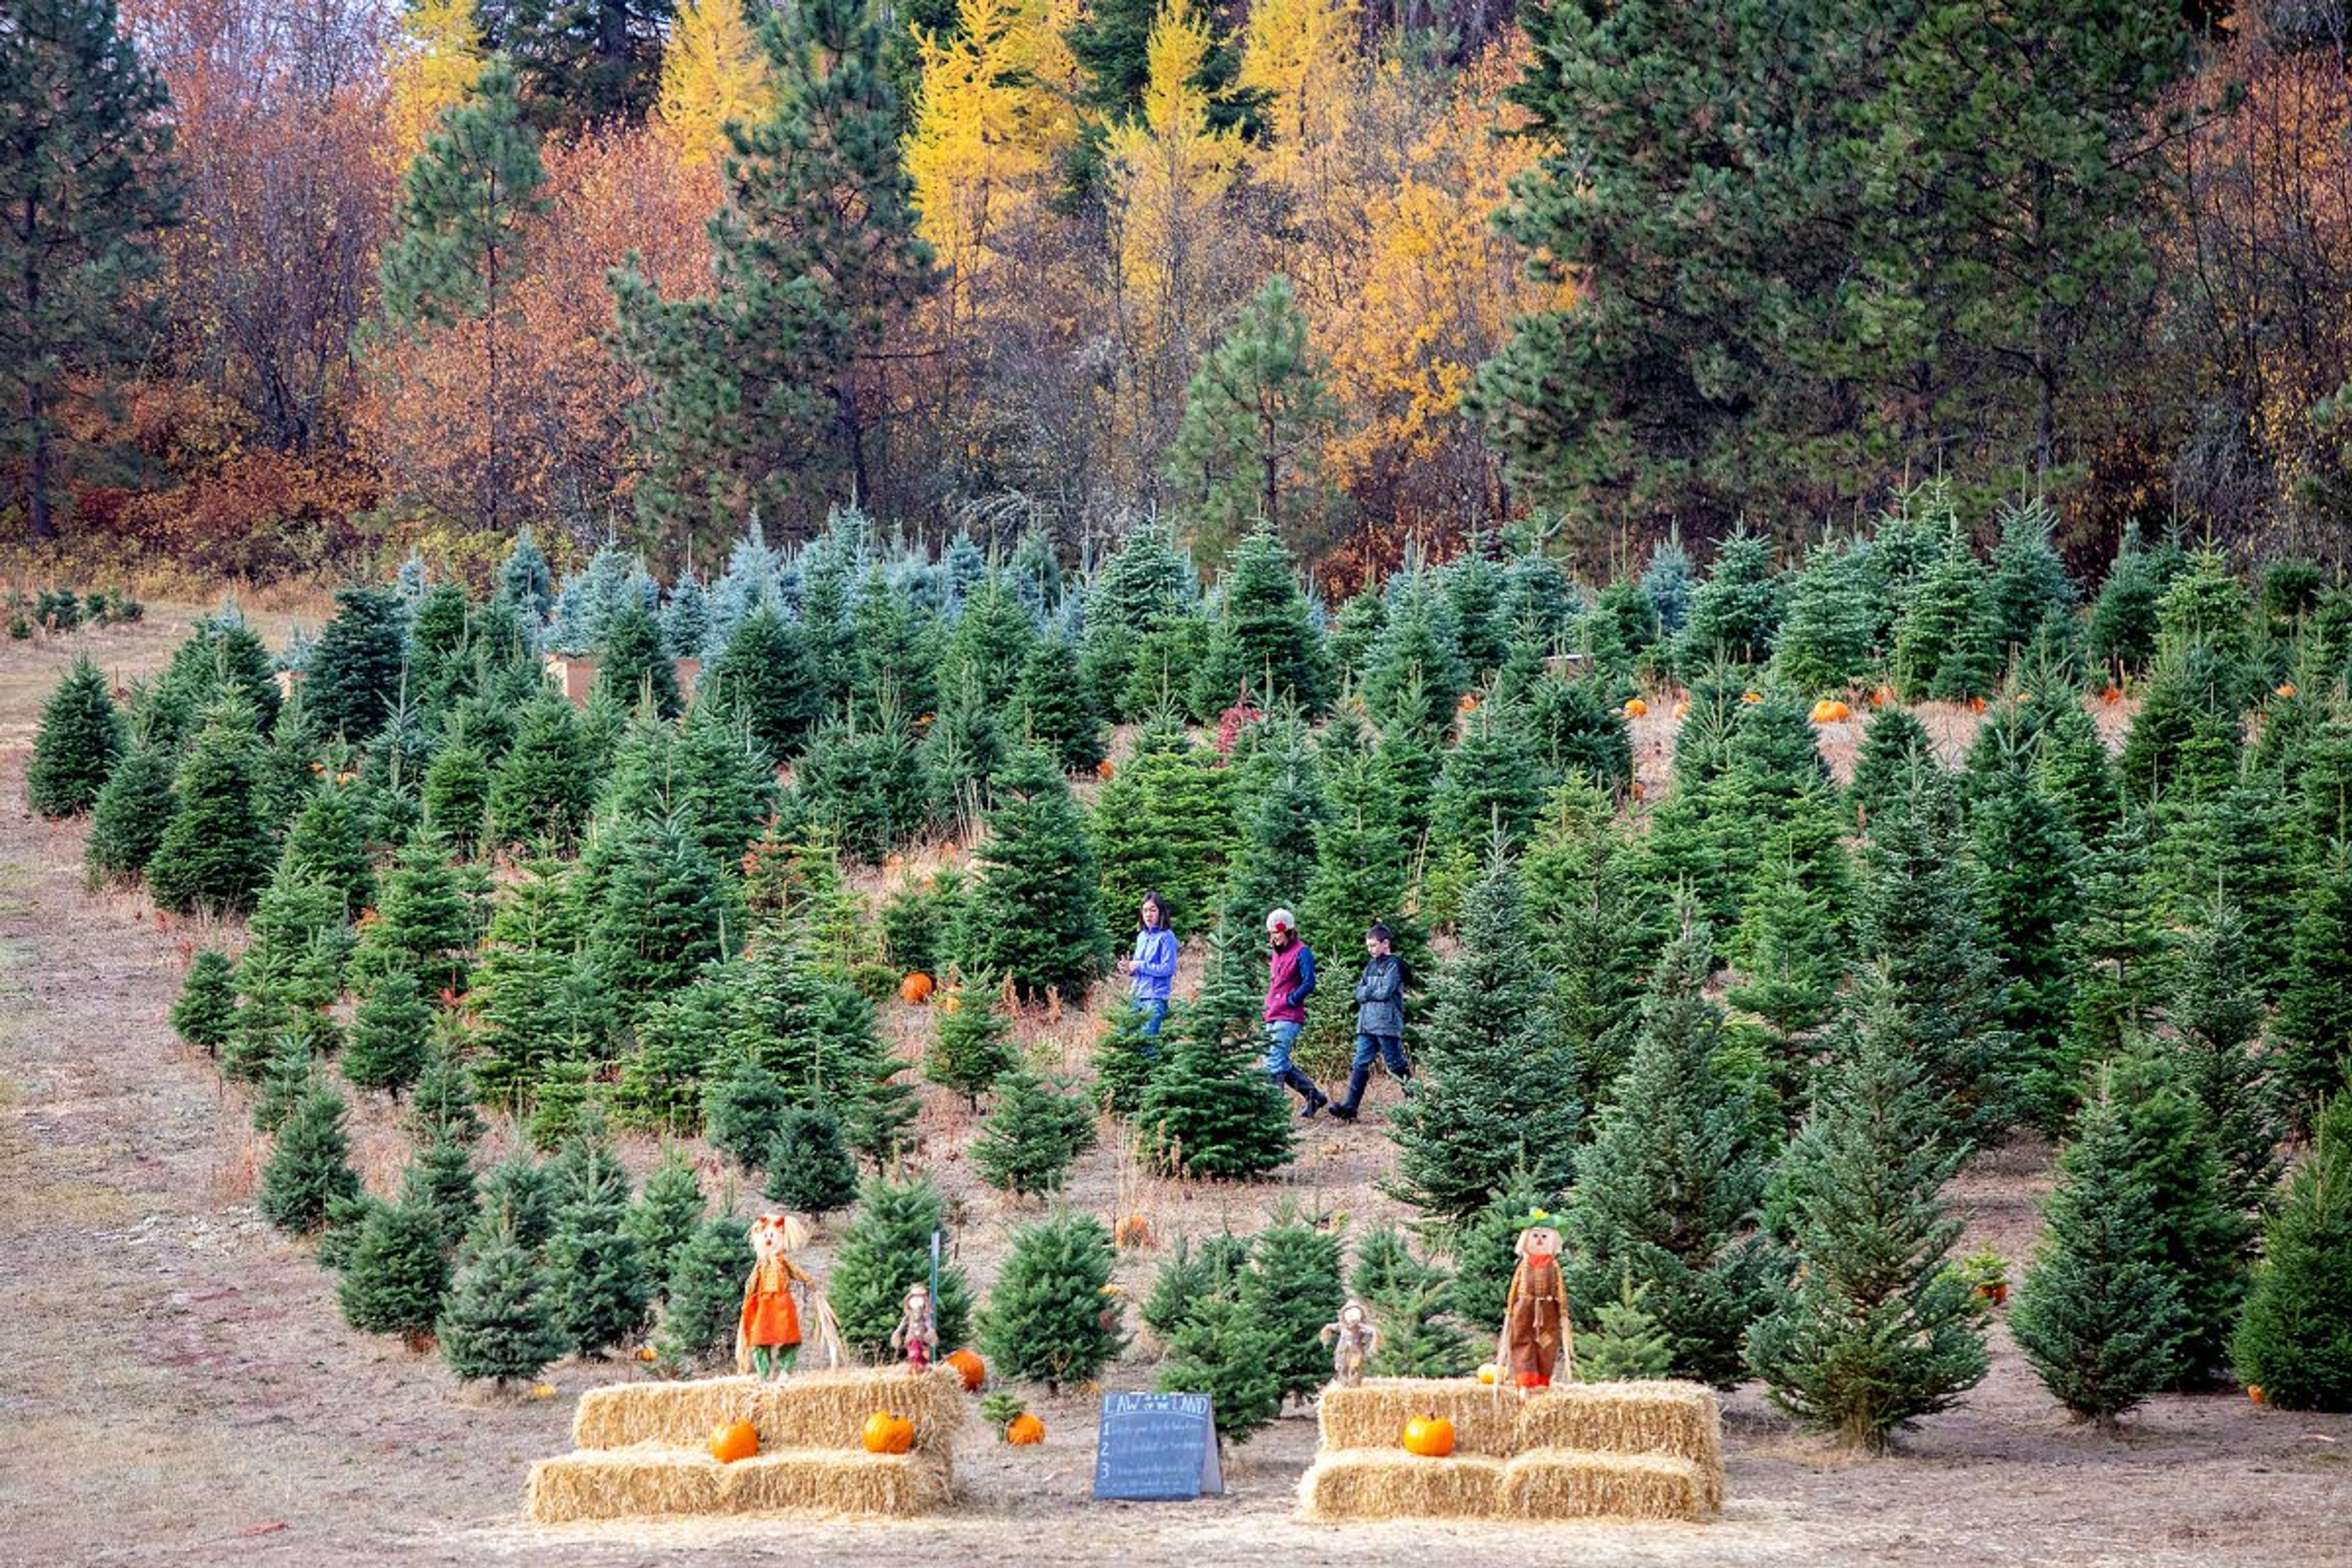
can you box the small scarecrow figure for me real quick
[1494,1213,1575,1397]
[1319,1298,1380,1388]
[889,1281,938,1373]
[737,1212,818,1381]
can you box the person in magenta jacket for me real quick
[1262,907,1328,1117]
[1118,891,1178,1041]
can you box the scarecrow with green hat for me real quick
[1495,1212,1575,1395]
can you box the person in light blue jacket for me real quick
[1118,890,1178,1041]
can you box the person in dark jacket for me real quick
[1262,907,1327,1117]
[1331,921,1411,1123]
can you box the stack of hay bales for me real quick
[528,1368,967,1523]
[1300,1378,1723,1524]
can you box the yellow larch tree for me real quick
[1104,0,1242,353]
[1236,0,1359,195]
[905,0,1050,317]
[383,0,485,164]
[656,0,775,168]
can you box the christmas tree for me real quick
[147,698,272,916]
[918,670,1010,840]
[545,1182,654,1359]
[709,606,825,763]
[1363,570,1469,736]
[489,692,597,852]
[592,600,683,720]
[587,816,733,1014]
[258,1081,361,1235]
[2086,538,2165,679]
[439,1221,567,1386]
[1771,538,1879,695]
[472,1153,560,1255]
[625,1148,708,1295]
[1136,928,1294,1180]
[351,827,476,997]
[2231,1088,2352,1411]
[83,735,176,885]
[1986,497,2078,661]
[1966,752,2084,1130]
[472,858,605,1107]
[1091,722,1235,933]
[1891,521,1997,701]
[1009,635,1105,774]
[972,1065,1096,1198]
[951,750,1109,1002]
[654,1211,759,1370]
[339,1199,451,1347]
[1349,1227,1472,1377]
[2011,1085,2186,1430]
[978,1210,1124,1393]
[170,949,238,1057]
[1520,780,1659,1110]
[2275,839,2352,1134]
[402,1135,480,1253]
[1089,999,1164,1118]
[1743,992,1988,1451]
[1387,853,1578,1222]
[830,1174,974,1357]
[1165,275,1339,561]
[1196,523,1328,715]
[304,586,407,744]
[925,973,1018,1106]
[1156,1292,1284,1444]
[1240,1210,1344,1404]
[1575,1266,1676,1381]
[278,782,374,919]
[2034,699,2122,843]
[1676,530,1782,670]
[1563,913,1774,1387]
[1140,1232,1253,1341]
[420,722,494,851]
[27,655,123,816]
[1847,706,1938,829]
[1726,837,1847,1114]
[2165,897,2283,1215]
[345,969,433,1096]
[670,698,781,866]
[406,1036,486,1148]
[763,1104,860,1217]
[943,575,1036,710]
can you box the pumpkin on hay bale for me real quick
[571,1368,967,1454]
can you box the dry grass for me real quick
[1496,1449,1714,1523]
[571,1369,967,1456]
[1295,1450,1504,1521]
[526,1444,952,1522]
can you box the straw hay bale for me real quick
[1509,1381,1722,1508]
[1315,1379,1520,1456]
[1494,1449,1711,1523]
[1296,1450,1504,1522]
[573,1370,967,1455]
[527,1444,952,1523]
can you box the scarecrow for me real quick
[1494,1213,1575,1396]
[1319,1299,1380,1388]
[737,1212,821,1381]
[889,1281,939,1373]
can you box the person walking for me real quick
[1118,891,1178,1041]
[1262,908,1328,1117]
[1331,921,1411,1123]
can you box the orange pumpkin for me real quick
[2276,682,2297,699]
[940,992,962,1014]
[710,1420,760,1464]
[946,1349,987,1393]
[1096,758,1117,780]
[1475,1363,1499,1386]
[1006,1412,1046,1446]
[636,1346,658,1363]
[1671,700,1691,720]
[900,971,935,1005]
[862,1411,914,1455]
[1872,684,1896,707]
[1457,693,1479,714]
[2100,684,2124,704]
[1401,1415,1456,1458]
[1115,1215,1155,1250]
[1809,698,1850,724]
[1741,690,1764,704]
[1623,697,1649,718]
[2248,1385,2267,1406]
[1967,695,1988,713]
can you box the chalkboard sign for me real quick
[1091,1392,1223,1501]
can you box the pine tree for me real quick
[489,693,597,852]
[1093,725,1235,934]
[352,828,476,998]
[979,1210,1123,1393]
[1726,839,1846,1113]
[1090,998,1165,1118]
[1891,524,1997,701]
[588,817,732,1014]
[592,600,683,720]
[709,606,825,764]
[924,974,1016,1106]
[626,1148,707,1296]
[1676,530,1782,669]
[1772,537,1880,695]
[1967,750,2084,1129]
[1196,523,1328,715]
[2034,699,2121,843]
[831,1174,974,1356]
[973,1065,1096,1198]
[1167,276,1338,560]
[1986,497,2077,659]
[614,0,932,545]
[1242,1210,1345,1404]
[1744,995,1988,1452]
[147,699,271,916]
[1428,696,1550,869]
[407,1036,487,1148]
[2231,1089,2352,1412]
[952,750,1109,1001]
[2011,1086,2186,1430]
[26,656,123,816]
[1575,1267,1677,1381]
[258,1082,361,1235]
[339,1199,452,1346]
[1387,853,1579,1221]
[439,1221,566,1385]
[1564,914,1774,1387]
[170,948,239,1057]
[545,1182,653,1359]
[303,587,410,744]
[1136,929,1295,1180]
[421,722,494,851]
[2165,897,2283,1216]
[1156,1293,1284,1445]
[83,734,175,885]
[763,1105,860,1216]
[1848,706,1938,829]
[2275,839,2352,1134]
[472,1153,560,1255]
[279,782,374,919]
[404,1134,480,1253]
[654,1210,760,1370]
[2086,540,2165,679]
[345,970,433,1096]
[1009,636,1105,775]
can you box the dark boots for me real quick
[1279,1065,1328,1118]
[1333,1062,1411,1123]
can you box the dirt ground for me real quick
[2,615,2347,1567]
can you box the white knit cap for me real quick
[1266,908,1296,932]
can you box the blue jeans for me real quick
[1136,998,1168,1039]
[1351,1033,1409,1076]
[1264,1020,1322,1105]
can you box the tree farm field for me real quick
[0,610,2342,1568]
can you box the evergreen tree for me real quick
[404,1134,481,1253]
[2165,898,2283,1216]
[2086,540,2165,679]
[339,1199,451,1346]
[258,1081,361,1235]
[588,817,731,1013]
[1967,751,2084,1128]
[1156,1293,1284,1445]
[1575,1267,1677,1381]
[1772,538,1879,695]
[1167,275,1338,562]
[1986,497,2077,662]
[147,700,271,916]
[1726,839,1846,1113]
[972,1065,1096,1198]
[1848,706,1939,829]
[1093,726,1235,933]
[408,1037,487,1148]
[654,1210,759,1370]
[473,859,605,1105]
[763,1104,860,1217]
[793,714,927,861]
[1136,929,1294,1180]
[279,782,374,919]
[709,606,824,763]
[625,1148,707,1296]
[2275,840,2352,1132]
[1196,523,1327,715]
[303,587,409,744]
[1140,1232,1253,1341]
[830,1174,974,1356]
[439,1222,566,1385]
[345,970,434,1096]
[1892,524,1997,701]
[1386,854,1578,1221]
[2011,1087,2185,1429]
[1241,1211,1345,1404]
[613,0,932,543]
[2057,818,2166,1115]
[1090,997,1165,1119]
[1363,571,1470,735]
[979,1210,1123,1393]
[2034,699,2121,843]
[2231,1089,2352,1412]
[170,948,239,1057]
[26,656,123,816]
[1676,530,1782,669]
[1564,914,1775,1387]
[1009,636,1104,774]
[953,750,1109,1001]
[1348,1229,1472,1378]
[421,722,495,850]
[924,974,1017,1106]
[352,828,476,997]
[1744,997,1988,1452]
[1521,780,1659,1109]
[489,693,597,852]
[941,575,1034,710]
[83,734,175,885]
[545,1181,653,1359]
[592,600,682,720]
[473,1153,561,1255]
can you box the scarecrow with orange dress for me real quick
[1494,1214,1575,1397]
[737,1212,818,1380]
